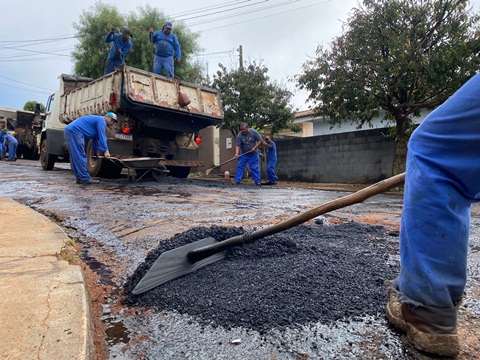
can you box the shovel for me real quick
[132,172,405,294]
[205,152,249,176]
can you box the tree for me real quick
[212,62,295,137]
[298,0,480,174]
[71,2,204,82]
[23,101,45,113]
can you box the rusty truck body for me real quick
[40,64,223,178]
[0,106,44,160]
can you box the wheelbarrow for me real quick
[103,155,169,182]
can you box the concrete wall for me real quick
[275,128,396,184]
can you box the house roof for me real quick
[294,109,314,118]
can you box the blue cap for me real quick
[106,112,118,123]
[165,22,173,29]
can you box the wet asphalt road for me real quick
[1,159,479,359]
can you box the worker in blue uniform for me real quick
[233,122,263,185]
[149,22,181,79]
[64,112,117,184]
[3,132,18,161]
[104,28,133,75]
[263,135,278,185]
[0,130,6,159]
[385,73,480,357]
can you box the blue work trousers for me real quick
[104,59,122,75]
[0,143,5,158]
[266,159,278,183]
[6,141,17,160]
[153,55,174,78]
[397,73,480,310]
[64,128,92,182]
[235,153,261,184]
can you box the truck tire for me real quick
[40,140,56,170]
[167,166,191,179]
[86,140,122,179]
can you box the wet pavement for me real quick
[1,159,479,359]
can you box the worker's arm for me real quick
[234,145,241,159]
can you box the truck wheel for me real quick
[167,166,191,179]
[40,140,56,170]
[86,140,122,178]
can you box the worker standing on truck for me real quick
[104,28,133,75]
[64,113,117,184]
[149,22,181,79]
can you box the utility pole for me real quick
[238,45,243,70]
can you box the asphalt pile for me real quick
[124,221,400,333]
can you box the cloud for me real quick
[0,0,357,110]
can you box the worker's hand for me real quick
[104,151,111,159]
[176,58,182,64]
[149,27,154,34]
[110,27,116,34]
[234,153,239,159]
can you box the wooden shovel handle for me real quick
[188,172,405,263]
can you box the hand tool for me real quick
[132,172,405,294]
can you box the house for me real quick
[276,109,428,138]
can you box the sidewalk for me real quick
[0,197,92,360]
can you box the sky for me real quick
[0,0,375,111]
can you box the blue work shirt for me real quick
[105,33,132,62]
[266,140,277,162]
[4,133,18,145]
[236,128,262,154]
[151,30,181,59]
[65,115,109,152]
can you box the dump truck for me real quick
[40,64,223,178]
[0,106,44,160]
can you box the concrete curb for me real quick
[0,197,93,360]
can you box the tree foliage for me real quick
[23,101,45,113]
[211,62,295,137]
[298,0,480,174]
[72,2,204,82]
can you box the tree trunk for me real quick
[392,126,408,176]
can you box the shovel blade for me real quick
[132,237,225,294]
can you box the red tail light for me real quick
[194,136,202,144]
[121,124,131,134]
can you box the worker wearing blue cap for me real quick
[149,22,182,78]
[64,112,117,184]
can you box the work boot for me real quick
[76,179,100,184]
[386,295,460,357]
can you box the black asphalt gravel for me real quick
[124,221,400,333]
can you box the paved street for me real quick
[1,159,479,359]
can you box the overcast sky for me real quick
[0,0,378,111]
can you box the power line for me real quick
[171,0,251,17]
[0,45,71,57]
[197,0,332,32]
[177,0,269,21]
[0,75,55,91]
